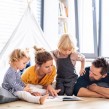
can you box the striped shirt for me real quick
[2,66,25,94]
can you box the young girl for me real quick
[52,33,85,96]
[2,49,48,104]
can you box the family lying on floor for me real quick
[1,33,109,104]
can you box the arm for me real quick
[80,59,85,75]
[43,66,59,96]
[43,84,59,97]
[79,53,85,75]
[88,84,109,98]
[50,50,58,62]
[77,87,104,98]
[71,52,85,75]
[6,71,24,91]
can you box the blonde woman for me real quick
[51,33,85,96]
[2,49,48,104]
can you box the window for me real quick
[0,0,42,52]
[100,0,109,57]
[75,0,98,58]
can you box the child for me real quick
[51,33,85,96]
[2,49,48,104]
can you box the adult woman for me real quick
[21,46,60,96]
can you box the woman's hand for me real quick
[46,85,61,97]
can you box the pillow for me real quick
[96,82,109,88]
[0,87,19,104]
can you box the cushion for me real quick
[96,82,109,88]
[0,87,19,104]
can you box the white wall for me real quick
[43,0,59,50]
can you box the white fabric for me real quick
[29,84,46,95]
[14,84,46,104]
[14,91,41,104]
[0,2,51,85]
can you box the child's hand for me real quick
[24,84,32,92]
[79,69,86,76]
[31,92,42,96]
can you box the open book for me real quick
[46,96,82,102]
[62,96,82,101]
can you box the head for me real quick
[89,57,109,81]
[58,33,77,56]
[34,46,53,74]
[9,49,30,70]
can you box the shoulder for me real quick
[21,66,36,80]
[85,67,90,75]
[70,52,78,60]
[71,52,85,61]
[26,65,35,70]
[85,66,90,71]
[51,50,59,57]
[23,66,35,74]
[6,67,16,75]
[101,73,109,82]
[3,67,16,80]
[78,67,90,78]
[77,67,90,82]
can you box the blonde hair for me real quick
[9,49,30,63]
[33,46,53,66]
[58,33,77,52]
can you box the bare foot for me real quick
[40,94,49,105]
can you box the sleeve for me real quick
[73,67,90,96]
[51,50,58,61]
[75,52,85,62]
[6,72,24,91]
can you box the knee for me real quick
[58,90,64,95]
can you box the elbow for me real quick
[103,94,109,99]
[77,91,83,97]
[74,89,83,97]
[76,88,87,97]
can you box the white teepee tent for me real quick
[0,1,51,85]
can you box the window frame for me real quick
[75,0,98,58]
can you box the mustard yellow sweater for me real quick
[21,65,56,86]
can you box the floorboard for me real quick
[1,97,109,109]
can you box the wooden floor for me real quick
[1,97,109,109]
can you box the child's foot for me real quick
[40,94,49,105]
